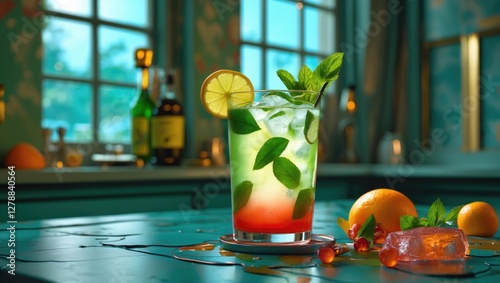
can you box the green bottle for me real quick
[131,48,155,163]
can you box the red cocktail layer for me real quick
[233,204,314,233]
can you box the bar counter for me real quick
[1,199,499,283]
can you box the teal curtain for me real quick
[353,0,420,163]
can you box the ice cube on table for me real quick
[380,227,469,263]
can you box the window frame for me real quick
[41,0,156,146]
[240,0,338,89]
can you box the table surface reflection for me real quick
[1,200,499,283]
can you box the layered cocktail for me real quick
[227,90,320,243]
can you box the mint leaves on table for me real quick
[357,214,376,241]
[400,198,464,231]
[233,181,253,213]
[277,52,344,106]
[228,108,261,135]
[253,137,288,170]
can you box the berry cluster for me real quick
[348,222,386,252]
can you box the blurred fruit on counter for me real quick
[458,201,498,237]
[5,143,46,169]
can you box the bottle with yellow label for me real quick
[151,71,185,165]
[131,48,155,163]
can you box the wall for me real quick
[0,0,43,162]
[423,0,500,165]
[171,0,240,160]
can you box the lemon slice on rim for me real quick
[200,69,254,119]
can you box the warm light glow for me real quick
[347,101,356,112]
[56,161,64,169]
[392,139,401,155]
[137,50,145,59]
[296,2,304,9]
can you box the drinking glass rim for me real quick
[228,89,320,95]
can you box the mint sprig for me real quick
[277,52,344,107]
[400,198,464,231]
[358,214,376,241]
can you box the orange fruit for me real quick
[5,143,46,169]
[348,188,418,234]
[457,201,498,237]
[200,69,254,119]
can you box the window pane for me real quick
[305,7,335,53]
[305,55,321,69]
[98,0,149,28]
[98,85,136,143]
[304,0,336,8]
[43,17,92,79]
[266,49,299,89]
[241,0,262,42]
[45,0,92,17]
[241,45,263,89]
[266,0,299,49]
[42,80,92,142]
[98,25,149,83]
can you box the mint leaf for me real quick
[400,215,422,230]
[292,188,314,219]
[443,205,464,223]
[273,157,301,189]
[357,214,376,241]
[233,181,252,213]
[277,69,298,90]
[427,198,446,226]
[253,137,288,170]
[313,52,344,82]
[269,110,286,119]
[298,65,322,91]
[228,109,261,135]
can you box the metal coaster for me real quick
[219,234,335,255]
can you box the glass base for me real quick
[234,230,311,244]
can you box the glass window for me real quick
[241,0,337,89]
[42,0,152,144]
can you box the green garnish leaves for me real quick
[292,188,314,219]
[253,137,289,170]
[314,52,344,82]
[298,65,322,92]
[228,109,261,135]
[276,69,298,90]
[357,214,376,241]
[233,181,252,213]
[273,157,301,189]
[277,52,344,107]
[427,198,446,227]
[400,215,423,231]
[444,205,465,223]
[400,198,465,230]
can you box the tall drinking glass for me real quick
[227,90,321,244]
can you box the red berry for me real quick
[348,223,361,240]
[353,237,370,252]
[373,223,387,244]
[379,247,399,267]
[317,247,335,264]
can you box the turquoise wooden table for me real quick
[1,200,499,283]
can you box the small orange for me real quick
[457,201,498,237]
[5,143,46,169]
[348,188,418,234]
